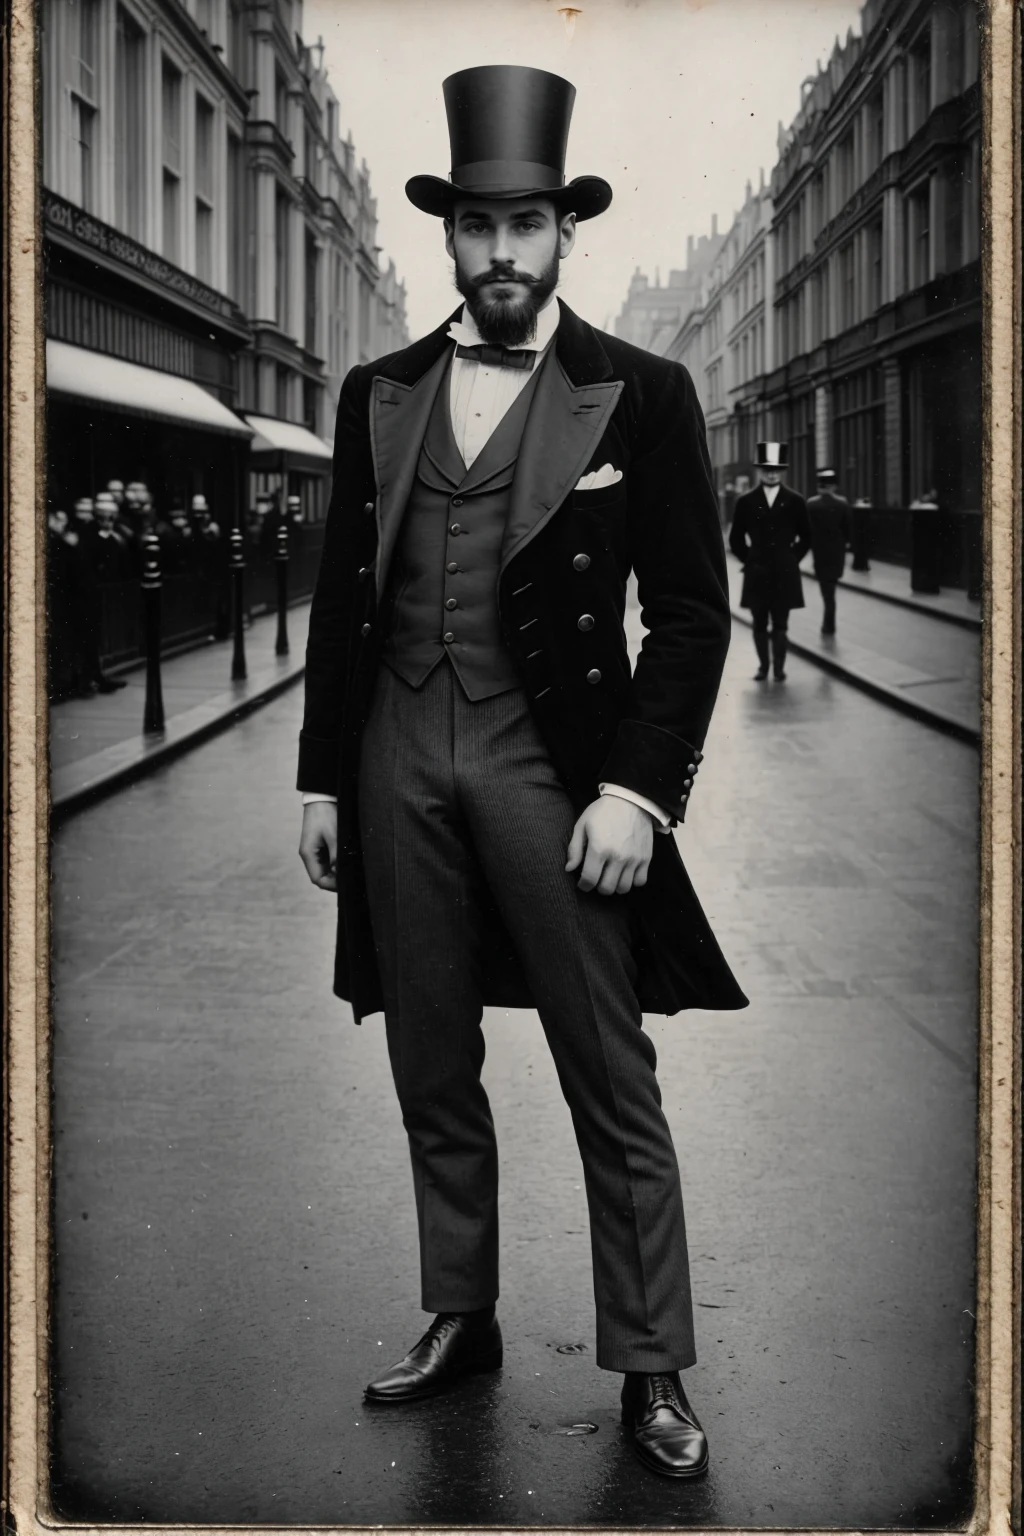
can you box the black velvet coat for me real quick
[298,300,747,1021]
[729,483,812,610]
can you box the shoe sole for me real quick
[363,1349,503,1404]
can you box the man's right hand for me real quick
[299,801,338,892]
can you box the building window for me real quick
[275,190,290,327]
[327,99,337,144]
[834,368,885,504]
[276,364,290,421]
[905,181,931,289]
[305,230,319,352]
[161,58,182,262]
[195,0,212,33]
[838,240,856,330]
[69,0,99,212]
[304,125,317,185]
[868,218,883,311]
[907,27,932,137]
[303,377,319,434]
[194,94,215,282]
[275,66,289,138]
[115,5,147,240]
[866,88,885,174]
[227,130,244,302]
[835,133,854,211]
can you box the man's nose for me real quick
[489,227,514,265]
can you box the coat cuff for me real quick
[598,719,703,824]
[297,731,341,795]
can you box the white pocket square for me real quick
[575,463,622,492]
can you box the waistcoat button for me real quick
[445,598,458,610]
[364,501,374,516]
[443,631,455,644]
[446,561,459,574]
[577,613,594,631]
[451,497,464,508]
[450,522,461,535]
[361,623,372,637]
[586,668,601,684]
[573,552,591,571]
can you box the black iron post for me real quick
[851,502,872,572]
[274,521,289,656]
[230,525,247,681]
[141,531,165,733]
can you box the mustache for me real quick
[462,265,543,292]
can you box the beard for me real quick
[454,250,560,347]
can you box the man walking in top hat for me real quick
[729,442,812,680]
[806,467,851,636]
[298,64,746,1480]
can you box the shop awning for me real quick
[245,414,335,474]
[46,340,254,438]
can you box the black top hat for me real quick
[406,65,612,222]
[816,467,837,482]
[756,441,789,469]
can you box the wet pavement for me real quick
[49,620,979,1527]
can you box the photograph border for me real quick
[3,1,1020,1532]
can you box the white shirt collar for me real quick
[447,297,560,353]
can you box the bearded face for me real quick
[446,199,572,348]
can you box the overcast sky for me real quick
[303,0,864,339]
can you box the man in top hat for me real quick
[297,63,745,1480]
[806,467,851,636]
[729,442,812,680]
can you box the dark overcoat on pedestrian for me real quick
[298,299,748,1021]
[728,483,812,610]
[806,490,851,582]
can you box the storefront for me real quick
[244,414,335,526]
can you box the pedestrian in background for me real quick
[729,441,811,681]
[806,467,851,636]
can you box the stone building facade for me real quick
[619,0,980,528]
[42,0,408,523]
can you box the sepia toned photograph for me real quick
[3,0,1018,1529]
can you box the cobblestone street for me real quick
[50,624,979,1527]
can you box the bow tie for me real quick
[455,342,536,371]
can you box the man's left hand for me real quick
[565,797,654,895]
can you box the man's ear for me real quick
[559,212,577,259]
[443,218,455,262]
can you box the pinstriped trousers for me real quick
[357,661,696,1372]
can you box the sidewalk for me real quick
[728,556,980,744]
[801,555,982,631]
[50,600,310,817]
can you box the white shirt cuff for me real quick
[599,782,673,832]
[302,793,338,805]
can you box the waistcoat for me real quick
[381,353,542,701]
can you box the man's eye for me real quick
[514,222,539,233]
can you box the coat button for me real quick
[586,668,601,684]
[577,613,595,631]
[687,762,697,774]
[443,631,455,644]
[358,565,371,580]
[683,778,693,789]
[573,552,591,571]
[450,522,461,535]
[446,561,459,573]
[445,598,458,610]
[451,497,464,508]
[361,622,372,637]
[364,501,374,516]
[694,750,703,763]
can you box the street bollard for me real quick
[274,521,290,656]
[141,531,165,734]
[230,525,247,681]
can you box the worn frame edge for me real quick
[3,1,1020,1534]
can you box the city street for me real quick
[49,620,979,1528]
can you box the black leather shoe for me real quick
[621,1371,709,1479]
[364,1313,503,1403]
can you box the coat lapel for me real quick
[369,343,451,599]
[501,304,623,570]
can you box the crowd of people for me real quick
[47,479,307,701]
